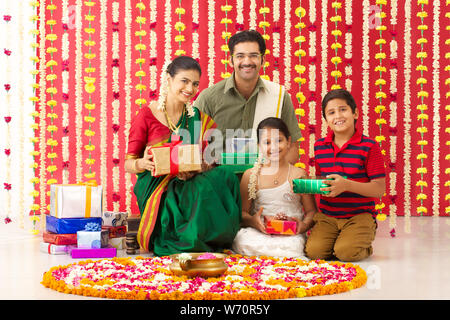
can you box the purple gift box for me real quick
[69,245,117,259]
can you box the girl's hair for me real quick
[256,117,291,144]
[166,55,201,77]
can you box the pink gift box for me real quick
[264,218,297,235]
[69,246,117,259]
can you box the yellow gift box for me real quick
[50,181,103,219]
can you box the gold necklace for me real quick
[163,107,185,133]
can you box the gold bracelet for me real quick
[134,159,144,173]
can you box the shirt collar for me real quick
[324,128,363,145]
[224,72,267,95]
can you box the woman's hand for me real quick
[136,145,155,173]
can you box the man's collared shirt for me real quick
[194,73,302,142]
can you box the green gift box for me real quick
[292,177,331,195]
[219,153,259,165]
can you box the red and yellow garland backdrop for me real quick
[1,0,449,234]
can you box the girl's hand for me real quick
[251,207,267,234]
[321,174,348,197]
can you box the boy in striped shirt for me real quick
[305,89,386,262]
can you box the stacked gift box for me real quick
[40,183,127,258]
[101,211,127,250]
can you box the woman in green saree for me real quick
[124,56,241,256]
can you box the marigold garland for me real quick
[134,1,147,109]
[38,0,48,222]
[294,5,306,170]
[329,1,343,91]
[83,0,97,181]
[344,0,352,91]
[174,1,186,57]
[373,0,387,223]
[414,0,430,216]
[430,0,440,216]
[258,1,270,80]
[220,2,232,79]
[45,1,59,215]
[41,255,367,300]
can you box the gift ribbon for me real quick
[54,180,98,218]
[84,222,101,232]
[149,139,182,176]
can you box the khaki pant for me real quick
[305,212,376,262]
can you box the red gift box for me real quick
[264,217,297,235]
[102,225,126,238]
[43,231,77,245]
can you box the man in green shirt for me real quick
[194,30,301,164]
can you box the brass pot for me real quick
[169,252,228,278]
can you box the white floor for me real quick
[1,216,450,300]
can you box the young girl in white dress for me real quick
[232,117,319,258]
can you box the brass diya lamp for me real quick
[169,252,228,278]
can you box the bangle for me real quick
[134,159,144,172]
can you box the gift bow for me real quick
[149,139,183,176]
[76,180,98,187]
[84,222,101,232]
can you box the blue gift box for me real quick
[46,215,102,234]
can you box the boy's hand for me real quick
[289,217,308,235]
[321,174,348,197]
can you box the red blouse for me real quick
[126,107,171,159]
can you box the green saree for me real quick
[128,107,241,256]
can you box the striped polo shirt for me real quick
[314,129,386,218]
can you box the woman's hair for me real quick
[166,55,202,77]
[228,29,266,56]
[256,117,291,144]
[321,89,357,119]
[158,56,200,116]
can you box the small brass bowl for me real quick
[169,252,228,278]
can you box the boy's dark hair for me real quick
[166,56,202,77]
[228,30,266,56]
[256,117,291,144]
[321,89,357,119]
